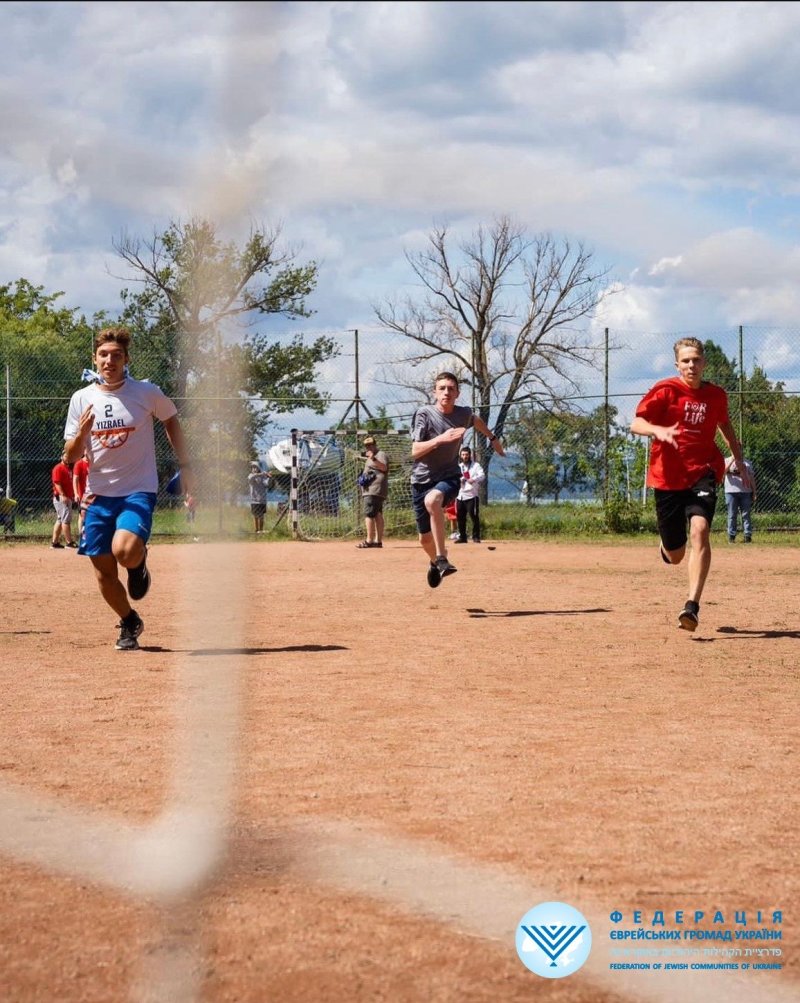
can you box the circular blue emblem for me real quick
[516,901,592,978]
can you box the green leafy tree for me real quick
[113,218,339,498]
[0,280,98,508]
[702,340,799,512]
[508,404,612,504]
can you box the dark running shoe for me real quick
[435,556,458,578]
[66,541,78,548]
[427,562,442,588]
[51,542,64,549]
[454,537,468,544]
[678,602,699,632]
[127,549,151,600]
[115,610,144,651]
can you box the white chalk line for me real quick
[281,817,799,1003]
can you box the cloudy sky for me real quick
[4,0,800,419]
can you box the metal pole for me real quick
[216,331,223,533]
[290,428,299,539]
[604,327,610,503]
[738,324,745,448]
[471,331,477,449]
[353,329,361,433]
[5,365,10,498]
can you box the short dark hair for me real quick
[94,326,131,354]
[435,371,459,389]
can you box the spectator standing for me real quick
[72,450,90,537]
[356,435,388,549]
[248,461,269,534]
[455,445,485,543]
[724,456,756,543]
[184,493,197,525]
[51,451,76,548]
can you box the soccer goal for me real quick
[266,429,416,541]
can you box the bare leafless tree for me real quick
[373,216,610,493]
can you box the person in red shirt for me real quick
[72,450,90,537]
[631,337,750,632]
[51,451,76,549]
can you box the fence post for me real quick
[5,365,10,498]
[738,325,745,448]
[290,429,299,539]
[603,327,609,504]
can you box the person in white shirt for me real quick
[724,456,756,543]
[455,445,485,543]
[64,327,194,651]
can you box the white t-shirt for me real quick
[64,378,177,496]
[724,458,754,494]
[457,460,485,501]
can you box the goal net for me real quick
[265,429,416,541]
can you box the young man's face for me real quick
[460,450,471,464]
[675,346,705,389]
[95,342,128,384]
[434,378,459,412]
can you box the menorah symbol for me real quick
[521,923,585,967]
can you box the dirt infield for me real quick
[0,538,797,1003]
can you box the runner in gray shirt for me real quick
[411,372,505,588]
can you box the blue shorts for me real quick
[412,477,460,534]
[79,492,157,556]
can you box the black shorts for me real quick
[250,503,266,517]
[654,470,717,551]
[363,495,385,518]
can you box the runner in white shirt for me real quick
[64,327,194,651]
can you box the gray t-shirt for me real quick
[411,404,474,484]
[363,449,389,499]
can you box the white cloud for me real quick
[2,0,800,397]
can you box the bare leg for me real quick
[424,489,447,557]
[90,553,133,619]
[364,515,376,544]
[662,542,686,564]
[418,530,437,562]
[112,528,146,570]
[374,511,384,544]
[687,515,711,603]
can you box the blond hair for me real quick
[673,337,704,359]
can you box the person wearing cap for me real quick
[356,435,389,549]
[248,460,270,534]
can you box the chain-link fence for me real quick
[3,325,800,539]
